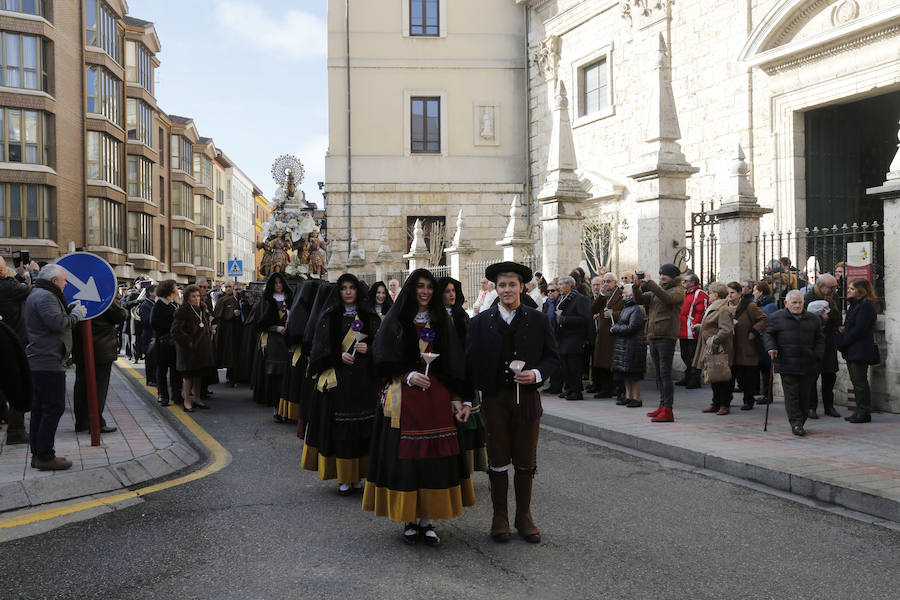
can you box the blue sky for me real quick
[127,0,328,205]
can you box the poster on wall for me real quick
[846,241,873,283]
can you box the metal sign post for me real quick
[56,252,117,447]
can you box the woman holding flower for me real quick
[301,274,380,494]
[364,269,474,546]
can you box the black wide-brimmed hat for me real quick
[485,261,533,284]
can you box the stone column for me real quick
[629,34,698,275]
[496,195,534,262]
[444,209,477,308]
[708,143,771,283]
[370,230,392,282]
[537,80,589,279]
[865,118,900,413]
[326,247,345,282]
[403,218,431,271]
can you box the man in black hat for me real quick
[466,261,559,544]
[634,263,685,422]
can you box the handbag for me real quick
[702,343,732,384]
[869,344,881,367]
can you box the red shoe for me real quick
[646,403,664,417]
[651,406,674,422]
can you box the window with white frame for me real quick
[410,96,440,153]
[86,65,122,126]
[127,155,152,200]
[127,211,153,255]
[126,98,152,146]
[573,46,614,125]
[87,196,122,248]
[410,0,439,36]
[86,131,122,187]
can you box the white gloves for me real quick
[70,303,88,321]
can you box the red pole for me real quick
[82,320,101,446]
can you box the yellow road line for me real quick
[0,359,232,530]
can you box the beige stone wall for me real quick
[526,0,900,276]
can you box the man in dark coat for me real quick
[73,298,127,433]
[467,261,559,544]
[763,289,825,436]
[803,274,842,418]
[213,281,242,385]
[0,261,32,444]
[590,272,623,399]
[138,284,157,386]
[554,275,592,400]
[0,319,31,444]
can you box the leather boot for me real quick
[651,406,675,422]
[488,471,511,542]
[513,468,541,543]
[646,403,664,417]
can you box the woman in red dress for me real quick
[363,269,474,546]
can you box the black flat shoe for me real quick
[625,399,642,408]
[337,485,353,496]
[158,398,170,407]
[182,405,194,413]
[194,402,210,409]
[791,425,806,437]
[522,532,541,544]
[740,403,754,411]
[846,413,871,423]
[403,522,419,545]
[273,414,284,423]
[491,531,512,543]
[566,393,583,401]
[420,524,440,546]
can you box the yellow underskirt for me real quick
[361,478,476,523]
[464,447,489,474]
[301,445,368,484]
[277,398,299,420]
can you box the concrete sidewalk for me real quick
[0,361,200,513]
[541,382,900,523]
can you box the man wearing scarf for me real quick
[24,264,87,470]
[466,262,559,544]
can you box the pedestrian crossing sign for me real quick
[227,260,243,277]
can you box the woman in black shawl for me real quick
[252,273,294,416]
[280,279,324,423]
[296,282,333,437]
[362,269,475,546]
[235,289,261,385]
[368,281,393,318]
[301,274,380,494]
[438,277,487,473]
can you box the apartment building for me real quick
[216,150,257,283]
[0,1,259,284]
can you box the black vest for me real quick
[496,309,524,390]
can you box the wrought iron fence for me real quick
[681,201,719,284]
[464,255,538,303]
[753,221,884,308]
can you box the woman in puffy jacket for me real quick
[611,284,647,409]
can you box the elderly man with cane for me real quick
[763,289,824,436]
[467,262,559,544]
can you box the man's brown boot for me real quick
[33,456,73,471]
[513,468,541,543]
[488,470,511,542]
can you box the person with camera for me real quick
[25,264,88,470]
[635,264,685,423]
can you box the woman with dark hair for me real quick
[368,281,393,318]
[727,281,767,411]
[284,279,324,425]
[171,284,214,412]
[839,278,880,423]
[150,279,183,406]
[252,273,294,416]
[301,274,380,494]
[438,276,487,473]
[363,269,474,546]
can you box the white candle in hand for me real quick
[509,360,526,405]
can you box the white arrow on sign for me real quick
[63,268,102,303]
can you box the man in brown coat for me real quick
[591,272,623,399]
[635,263,685,422]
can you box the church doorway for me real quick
[804,89,900,229]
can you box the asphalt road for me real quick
[3,380,900,600]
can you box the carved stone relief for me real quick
[473,103,498,146]
[532,35,559,82]
[620,0,674,25]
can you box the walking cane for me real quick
[763,361,774,432]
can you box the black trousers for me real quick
[711,380,733,408]
[592,367,614,394]
[780,373,814,428]
[679,339,698,375]
[809,371,837,412]
[74,360,113,428]
[733,365,759,406]
[561,353,584,393]
[155,341,183,401]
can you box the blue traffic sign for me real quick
[56,252,118,320]
[227,259,243,277]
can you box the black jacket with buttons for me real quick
[466,304,559,395]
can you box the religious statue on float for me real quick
[257,154,328,279]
